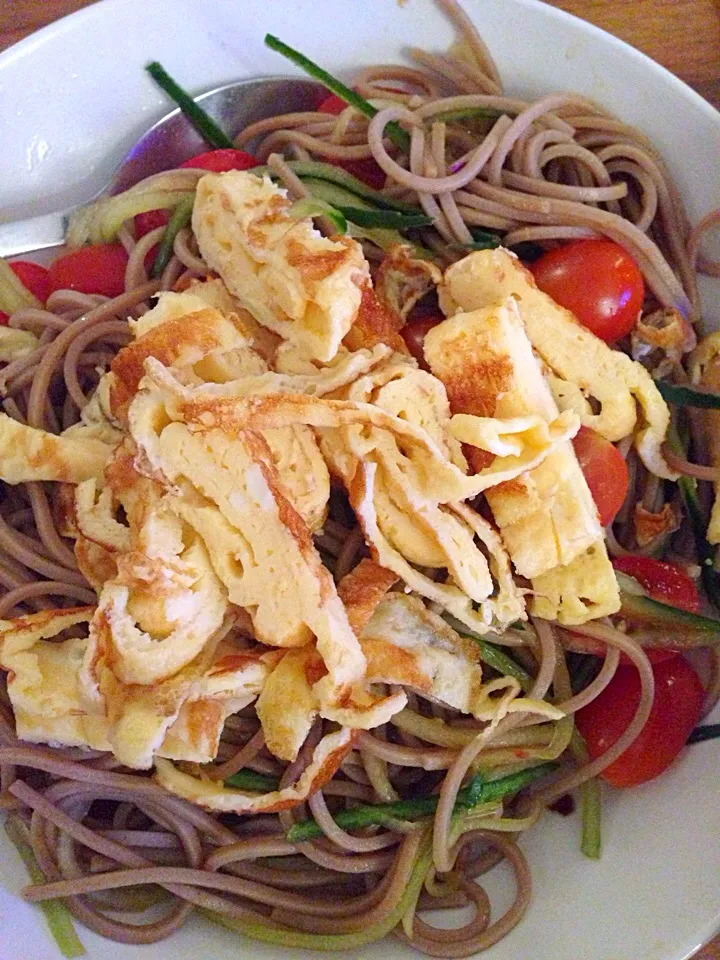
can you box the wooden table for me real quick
[1,1,719,958]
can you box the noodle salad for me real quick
[1,1,719,957]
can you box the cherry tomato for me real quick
[571,558,699,664]
[336,157,387,189]
[47,244,129,298]
[0,312,9,326]
[9,260,52,304]
[317,91,389,187]
[400,314,444,367]
[575,655,705,787]
[317,92,348,114]
[572,426,629,527]
[612,556,700,614]
[134,209,169,239]
[178,149,259,172]
[530,239,645,343]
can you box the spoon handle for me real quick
[0,211,69,259]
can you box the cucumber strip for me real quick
[150,196,194,278]
[450,238,502,252]
[264,35,410,151]
[5,816,86,958]
[667,424,720,611]
[300,177,376,210]
[655,379,720,410]
[570,729,602,859]
[470,227,502,246]
[298,178,429,252]
[442,615,534,691]
[254,160,420,212]
[678,474,720,612]
[145,62,234,149]
[286,763,556,842]
[288,197,348,233]
[448,228,502,252]
[294,181,430,229]
[336,207,432,229]
[0,259,42,313]
[203,834,435,952]
[224,769,280,792]
[617,570,720,641]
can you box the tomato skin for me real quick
[0,312,9,325]
[10,261,52,304]
[317,92,387,187]
[135,149,259,239]
[572,426,629,526]
[178,149,259,172]
[317,93,384,186]
[612,556,700,614]
[401,314,444,367]
[530,239,645,343]
[134,209,169,238]
[47,244,129,298]
[318,92,348,114]
[575,656,705,788]
[572,557,698,664]
[334,157,386,189]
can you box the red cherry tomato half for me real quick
[134,209,170,239]
[572,426,629,527]
[47,244,129,298]
[10,260,52,304]
[333,157,386,190]
[317,92,348,114]
[0,312,9,326]
[318,85,404,114]
[575,655,705,788]
[317,90,393,187]
[400,314,444,367]
[639,648,683,665]
[530,239,645,343]
[179,149,259,172]
[612,555,700,614]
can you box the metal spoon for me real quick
[0,76,321,259]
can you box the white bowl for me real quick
[0,2,718,958]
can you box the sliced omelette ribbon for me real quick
[439,247,677,480]
[192,171,370,363]
[0,415,113,486]
[155,727,356,814]
[145,359,579,504]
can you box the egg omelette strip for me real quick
[0,171,579,801]
[439,248,677,480]
[432,249,678,625]
[423,297,621,624]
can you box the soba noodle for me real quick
[0,1,716,955]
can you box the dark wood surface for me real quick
[1,2,718,957]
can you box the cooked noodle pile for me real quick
[0,1,717,956]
